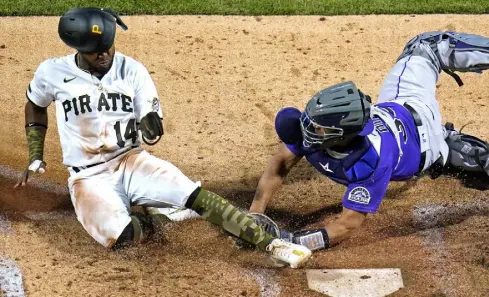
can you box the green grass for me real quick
[2,0,489,16]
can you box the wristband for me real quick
[26,122,48,129]
[292,228,330,251]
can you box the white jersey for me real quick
[27,52,162,167]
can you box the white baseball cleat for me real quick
[266,239,312,269]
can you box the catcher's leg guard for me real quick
[398,31,489,86]
[444,122,489,175]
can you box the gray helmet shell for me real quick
[300,81,372,149]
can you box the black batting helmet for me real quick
[58,7,128,53]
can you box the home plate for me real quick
[306,269,404,297]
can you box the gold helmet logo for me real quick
[91,25,102,35]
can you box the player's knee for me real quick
[112,214,152,250]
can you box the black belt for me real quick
[71,146,137,173]
[72,162,103,173]
[403,103,426,172]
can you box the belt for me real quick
[403,103,426,172]
[71,146,137,173]
[72,164,100,173]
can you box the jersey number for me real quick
[114,119,137,148]
[394,118,408,144]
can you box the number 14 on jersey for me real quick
[114,119,137,148]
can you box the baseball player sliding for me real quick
[15,7,311,268]
[250,31,489,251]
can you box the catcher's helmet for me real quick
[300,81,372,149]
[58,7,128,53]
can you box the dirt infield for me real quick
[0,15,488,297]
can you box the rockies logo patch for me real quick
[348,187,371,204]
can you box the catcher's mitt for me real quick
[228,212,281,250]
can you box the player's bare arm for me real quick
[324,208,367,246]
[250,143,302,213]
[14,101,48,187]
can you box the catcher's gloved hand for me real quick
[140,112,163,145]
[229,212,281,250]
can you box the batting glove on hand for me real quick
[14,160,46,188]
[140,112,163,140]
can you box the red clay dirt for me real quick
[0,15,488,297]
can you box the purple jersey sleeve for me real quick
[342,163,393,213]
[286,143,306,157]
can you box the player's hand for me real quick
[140,112,163,140]
[14,160,46,188]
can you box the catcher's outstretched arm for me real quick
[250,143,302,213]
[283,207,367,251]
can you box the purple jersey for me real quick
[287,102,421,213]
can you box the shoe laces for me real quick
[266,239,284,252]
[266,239,294,259]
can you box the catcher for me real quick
[14,7,311,268]
[249,31,489,251]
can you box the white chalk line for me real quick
[0,213,25,297]
[0,164,73,297]
[0,258,25,297]
[0,213,14,235]
[412,198,489,296]
[247,268,281,297]
[413,198,489,229]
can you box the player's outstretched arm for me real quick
[14,101,48,188]
[249,143,302,213]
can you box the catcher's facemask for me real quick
[300,112,344,148]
